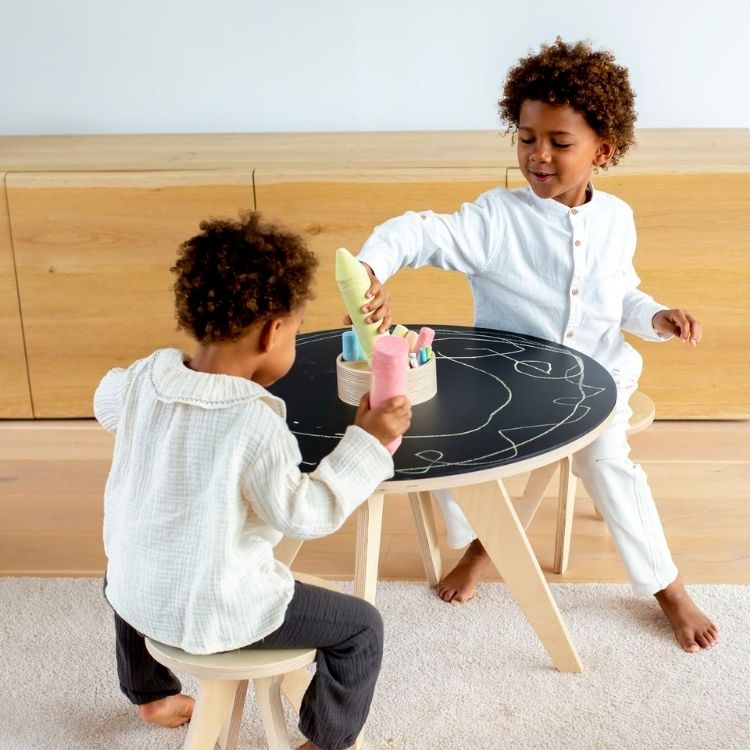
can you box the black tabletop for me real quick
[268,325,616,482]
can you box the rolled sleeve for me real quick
[243,424,393,540]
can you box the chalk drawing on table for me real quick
[290,327,610,475]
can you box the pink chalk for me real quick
[369,335,409,454]
[404,330,419,353]
[415,326,435,351]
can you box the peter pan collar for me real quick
[147,348,286,416]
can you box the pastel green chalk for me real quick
[335,248,380,361]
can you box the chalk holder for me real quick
[336,353,437,406]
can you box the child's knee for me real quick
[357,600,384,655]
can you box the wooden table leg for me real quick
[451,479,583,673]
[354,493,384,604]
[408,490,443,587]
[512,461,559,529]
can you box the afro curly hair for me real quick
[498,37,637,167]
[171,211,318,343]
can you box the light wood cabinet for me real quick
[0,131,747,418]
[6,172,257,417]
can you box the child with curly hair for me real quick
[350,38,717,653]
[95,211,411,750]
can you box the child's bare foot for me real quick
[296,742,325,750]
[436,539,492,603]
[654,574,718,653]
[137,694,194,727]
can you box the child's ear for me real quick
[259,318,283,353]
[594,141,616,167]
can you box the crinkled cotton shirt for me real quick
[94,348,393,654]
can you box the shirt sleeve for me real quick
[93,368,127,434]
[357,190,504,282]
[242,423,394,539]
[619,213,672,342]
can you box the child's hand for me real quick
[342,262,392,333]
[354,392,412,448]
[652,309,702,346]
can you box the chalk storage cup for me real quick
[336,342,437,407]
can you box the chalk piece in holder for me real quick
[336,351,437,406]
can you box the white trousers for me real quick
[432,385,678,597]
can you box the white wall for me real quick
[1,0,748,135]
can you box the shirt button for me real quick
[571,208,579,215]
[571,288,579,296]
[575,240,582,247]
[566,330,575,338]
[421,214,427,220]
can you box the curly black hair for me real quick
[498,38,637,166]
[171,211,318,343]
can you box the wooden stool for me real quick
[409,391,656,582]
[145,573,354,750]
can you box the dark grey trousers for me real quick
[112,580,384,750]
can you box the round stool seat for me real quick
[626,390,656,435]
[143,574,346,750]
[145,639,316,680]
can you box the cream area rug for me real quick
[1,578,748,750]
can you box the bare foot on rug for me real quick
[436,539,492,603]
[138,694,194,727]
[654,574,718,653]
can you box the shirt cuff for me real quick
[343,424,395,475]
[643,302,673,342]
[356,244,393,284]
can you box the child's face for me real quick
[516,100,613,208]
[255,305,306,387]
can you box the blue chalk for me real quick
[342,330,361,361]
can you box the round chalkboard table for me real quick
[269,325,616,672]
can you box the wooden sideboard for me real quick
[1,130,748,418]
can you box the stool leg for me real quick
[275,536,304,567]
[408,491,442,586]
[553,456,577,575]
[217,680,249,750]
[281,667,312,713]
[184,678,242,750]
[254,675,292,750]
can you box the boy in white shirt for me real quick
[95,212,411,750]
[349,38,717,654]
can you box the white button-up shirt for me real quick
[358,185,668,385]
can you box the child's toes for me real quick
[437,584,453,602]
[695,632,711,650]
[676,630,700,653]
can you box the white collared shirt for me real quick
[358,185,668,385]
[94,348,393,654]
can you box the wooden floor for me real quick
[0,420,748,583]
